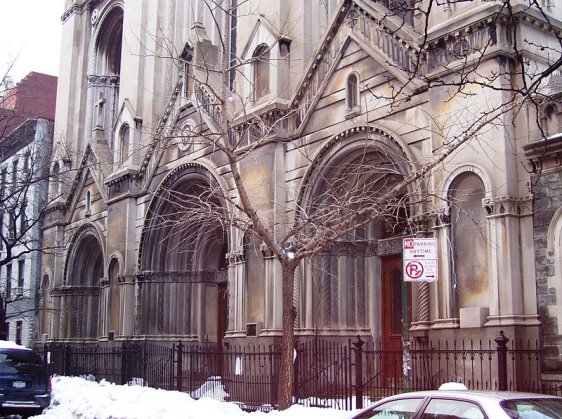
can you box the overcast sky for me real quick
[0,1,63,84]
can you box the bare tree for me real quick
[133,0,562,409]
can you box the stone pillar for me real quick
[119,274,136,337]
[431,208,458,328]
[484,197,540,326]
[227,249,245,335]
[262,247,281,331]
[99,277,110,338]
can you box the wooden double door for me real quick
[381,256,410,383]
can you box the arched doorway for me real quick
[139,165,228,344]
[63,228,104,340]
[298,131,412,335]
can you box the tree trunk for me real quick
[277,262,297,410]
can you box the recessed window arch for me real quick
[50,162,60,199]
[89,6,124,145]
[253,44,270,101]
[86,190,92,216]
[118,123,130,164]
[108,257,121,336]
[95,8,124,76]
[448,172,489,311]
[346,72,360,110]
[542,102,560,138]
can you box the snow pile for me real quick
[33,376,352,419]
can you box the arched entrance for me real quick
[63,227,104,340]
[139,164,228,344]
[298,130,412,352]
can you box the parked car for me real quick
[0,341,51,417]
[351,383,562,419]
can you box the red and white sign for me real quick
[403,238,438,282]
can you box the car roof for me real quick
[0,340,31,351]
[380,389,562,403]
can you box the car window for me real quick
[0,351,45,374]
[501,398,562,419]
[420,398,485,419]
[355,398,424,418]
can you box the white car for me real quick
[351,384,562,419]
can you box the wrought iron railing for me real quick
[37,331,545,412]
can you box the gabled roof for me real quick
[52,143,109,221]
[289,0,423,135]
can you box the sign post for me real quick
[403,238,438,283]
[401,237,438,392]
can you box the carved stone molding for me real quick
[524,134,562,173]
[52,285,101,297]
[483,196,533,217]
[136,270,228,284]
[432,207,451,227]
[107,174,135,200]
[226,249,244,264]
[376,237,402,256]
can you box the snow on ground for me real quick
[32,376,356,419]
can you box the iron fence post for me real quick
[64,344,72,376]
[353,335,365,409]
[176,341,184,392]
[495,330,509,391]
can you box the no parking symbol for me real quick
[403,238,438,282]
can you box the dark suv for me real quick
[0,342,51,417]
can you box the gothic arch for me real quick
[90,3,124,76]
[61,223,105,340]
[139,162,229,271]
[295,127,413,334]
[297,125,413,209]
[137,163,230,341]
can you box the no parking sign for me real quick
[403,238,438,282]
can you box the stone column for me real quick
[227,249,245,335]
[99,277,110,338]
[119,274,136,337]
[431,208,458,328]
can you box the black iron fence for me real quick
[37,331,551,412]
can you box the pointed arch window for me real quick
[86,191,92,216]
[118,123,130,164]
[89,7,124,142]
[346,72,361,118]
[253,44,270,101]
[50,162,60,199]
[347,73,360,109]
[542,102,560,138]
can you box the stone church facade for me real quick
[40,0,562,383]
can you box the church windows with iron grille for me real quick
[89,7,124,142]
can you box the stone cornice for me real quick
[524,134,562,173]
[61,1,95,23]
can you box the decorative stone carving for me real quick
[482,196,533,217]
[376,237,402,256]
